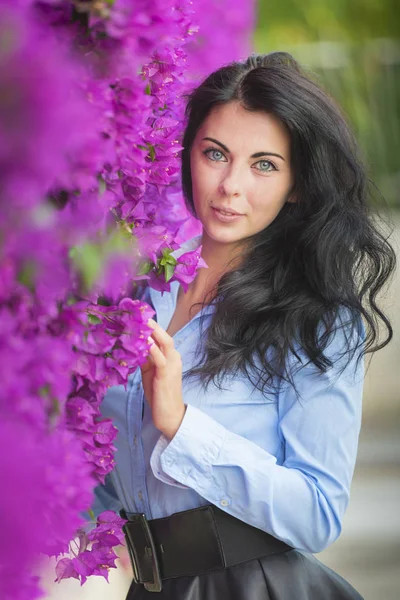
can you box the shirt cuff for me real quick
[151,404,227,493]
[150,433,189,489]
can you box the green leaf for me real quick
[88,314,102,325]
[39,384,51,399]
[88,509,96,521]
[98,175,107,196]
[138,260,153,276]
[164,262,175,282]
[50,397,61,418]
[147,143,156,162]
[17,260,36,291]
[161,247,176,261]
[70,243,103,291]
[145,83,151,95]
[104,228,129,253]
[46,395,62,429]
[166,255,177,265]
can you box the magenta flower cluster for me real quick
[0,0,255,598]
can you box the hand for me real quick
[140,318,186,440]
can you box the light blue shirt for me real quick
[93,236,364,554]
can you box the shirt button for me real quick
[133,436,137,446]
[138,491,143,501]
[220,499,230,507]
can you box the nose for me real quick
[218,167,243,197]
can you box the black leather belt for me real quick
[121,505,292,593]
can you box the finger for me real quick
[148,338,167,368]
[147,318,175,356]
[140,352,155,374]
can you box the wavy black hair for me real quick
[180,52,396,395]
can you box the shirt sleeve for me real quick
[150,320,365,553]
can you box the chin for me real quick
[203,221,248,245]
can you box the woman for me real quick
[94,52,395,598]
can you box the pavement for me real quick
[318,426,400,600]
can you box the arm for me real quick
[151,321,365,553]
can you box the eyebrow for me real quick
[202,137,285,161]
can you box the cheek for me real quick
[191,162,215,204]
[248,181,289,221]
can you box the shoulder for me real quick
[281,308,365,398]
[292,307,364,366]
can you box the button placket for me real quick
[127,374,150,516]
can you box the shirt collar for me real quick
[170,234,202,260]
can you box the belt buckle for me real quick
[121,511,162,593]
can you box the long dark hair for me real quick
[180,52,396,395]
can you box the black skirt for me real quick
[126,549,363,600]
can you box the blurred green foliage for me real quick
[255,0,400,206]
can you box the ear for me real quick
[286,185,296,204]
[286,193,296,204]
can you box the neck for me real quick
[182,230,244,301]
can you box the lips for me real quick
[212,206,243,216]
[211,207,244,223]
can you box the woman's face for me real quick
[190,101,294,246]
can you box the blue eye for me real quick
[254,160,276,172]
[203,148,277,172]
[203,148,227,162]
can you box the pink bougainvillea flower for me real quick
[172,247,209,293]
[0,0,256,596]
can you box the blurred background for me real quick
[42,1,399,598]
[255,4,400,598]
